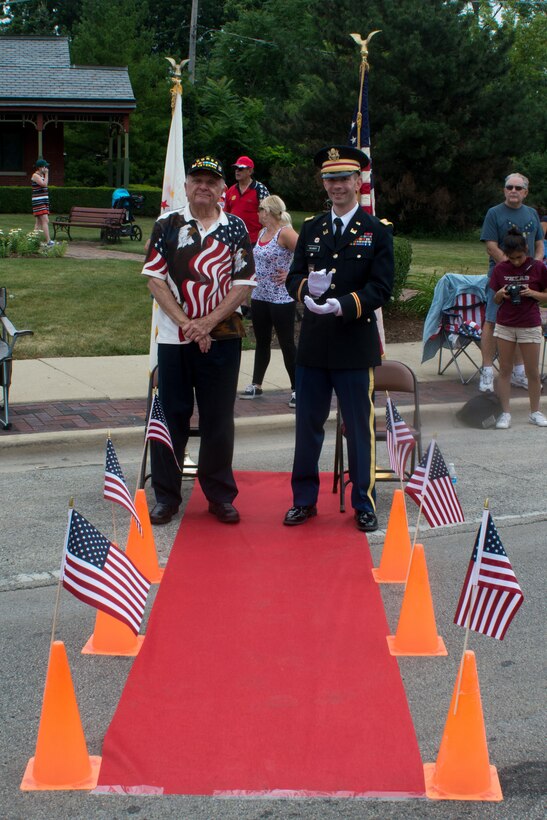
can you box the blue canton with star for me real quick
[472,515,506,561]
[67,510,111,569]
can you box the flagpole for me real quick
[50,499,74,646]
[106,432,119,544]
[137,392,155,495]
[453,499,489,713]
[349,30,384,351]
[405,438,435,584]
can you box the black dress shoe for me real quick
[208,501,240,524]
[354,510,378,532]
[283,505,317,526]
[150,502,179,525]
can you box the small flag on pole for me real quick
[385,397,416,478]
[146,393,181,471]
[62,509,150,635]
[405,440,464,528]
[104,438,142,534]
[454,511,523,640]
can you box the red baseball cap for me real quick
[233,155,254,169]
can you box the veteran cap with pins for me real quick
[187,155,225,179]
[314,145,369,178]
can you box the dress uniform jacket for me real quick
[286,207,394,366]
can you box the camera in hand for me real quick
[505,284,524,305]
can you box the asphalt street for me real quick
[1,412,545,819]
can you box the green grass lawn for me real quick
[409,236,486,277]
[1,212,491,358]
[3,257,151,358]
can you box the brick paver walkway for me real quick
[3,381,482,436]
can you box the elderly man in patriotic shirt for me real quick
[143,156,256,525]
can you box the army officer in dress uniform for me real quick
[283,145,394,532]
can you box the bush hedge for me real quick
[390,236,412,307]
[0,186,162,217]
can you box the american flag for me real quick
[104,437,142,534]
[385,397,416,479]
[405,440,464,528]
[454,511,523,640]
[146,393,181,471]
[62,509,150,634]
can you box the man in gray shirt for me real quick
[478,172,544,392]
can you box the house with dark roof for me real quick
[0,36,136,187]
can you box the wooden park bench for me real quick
[52,207,125,242]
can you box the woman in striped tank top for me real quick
[31,158,53,245]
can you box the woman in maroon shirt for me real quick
[490,228,547,428]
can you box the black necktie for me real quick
[333,217,343,247]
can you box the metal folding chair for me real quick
[0,287,33,430]
[332,360,422,512]
[138,365,200,488]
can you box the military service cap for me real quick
[314,145,369,178]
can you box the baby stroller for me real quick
[111,188,144,241]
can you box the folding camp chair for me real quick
[332,360,423,512]
[422,273,495,384]
[0,287,33,430]
[437,291,486,384]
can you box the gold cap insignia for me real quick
[327,148,340,161]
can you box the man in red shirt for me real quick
[224,155,269,245]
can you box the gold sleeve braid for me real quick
[297,279,308,302]
[351,292,362,318]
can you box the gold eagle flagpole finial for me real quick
[350,30,381,72]
[349,31,380,150]
[165,57,190,108]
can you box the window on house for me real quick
[0,129,24,171]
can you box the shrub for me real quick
[390,236,413,306]
[0,228,67,258]
[401,271,441,317]
[0,186,163,218]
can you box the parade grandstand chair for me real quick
[422,272,495,385]
[0,287,33,430]
[332,360,423,512]
[139,365,200,488]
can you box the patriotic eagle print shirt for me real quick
[142,205,256,343]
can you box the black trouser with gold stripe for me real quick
[291,365,376,512]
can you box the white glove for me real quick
[307,268,333,297]
[304,295,342,316]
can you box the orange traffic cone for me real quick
[424,650,502,800]
[372,489,412,583]
[387,543,447,656]
[81,608,145,656]
[21,641,101,790]
[125,489,164,583]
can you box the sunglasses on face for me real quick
[505,185,525,191]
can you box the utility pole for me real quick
[188,0,199,84]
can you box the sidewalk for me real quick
[2,342,532,444]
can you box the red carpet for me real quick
[97,472,425,797]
